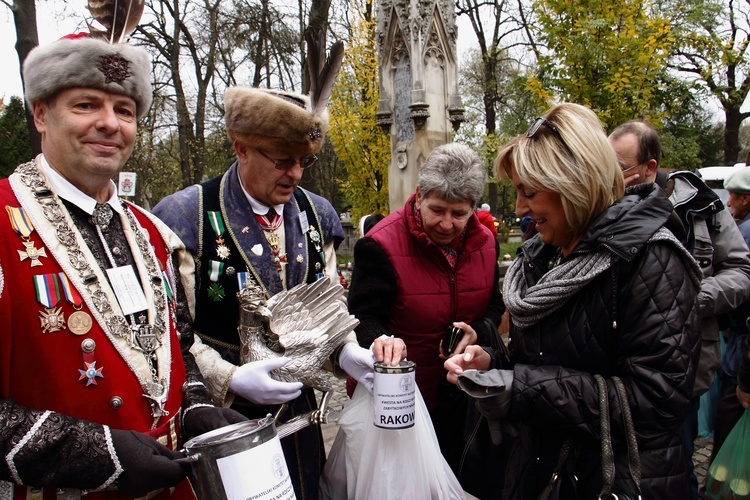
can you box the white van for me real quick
[696,163,746,203]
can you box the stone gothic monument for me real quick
[376,0,464,211]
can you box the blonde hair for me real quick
[494,103,624,236]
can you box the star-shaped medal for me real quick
[208,282,225,302]
[216,237,231,260]
[78,361,104,386]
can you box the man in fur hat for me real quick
[0,32,245,498]
[152,85,378,499]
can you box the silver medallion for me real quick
[143,379,169,417]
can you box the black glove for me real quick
[110,429,189,496]
[182,406,247,441]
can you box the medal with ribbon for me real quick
[33,274,66,333]
[256,209,287,271]
[6,206,47,267]
[207,260,226,301]
[58,272,93,335]
[207,211,231,260]
[78,337,104,387]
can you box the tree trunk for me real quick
[723,104,746,165]
[11,0,41,156]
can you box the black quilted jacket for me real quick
[501,183,702,499]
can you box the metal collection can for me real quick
[182,416,296,500]
[372,360,416,429]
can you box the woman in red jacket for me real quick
[347,143,505,497]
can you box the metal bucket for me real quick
[373,360,416,429]
[183,416,296,500]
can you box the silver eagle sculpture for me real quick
[237,277,359,392]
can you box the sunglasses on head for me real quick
[255,148,318,171]
[526,116,569,150]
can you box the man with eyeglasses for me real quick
[609,120,750,500]
[153,84,376,499]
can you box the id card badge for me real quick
[299,211,310,234]
[106,265,149,315]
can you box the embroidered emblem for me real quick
[98,55,131,84]
[78,361,104,386]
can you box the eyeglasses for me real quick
[527,116,569,150]
[255,149,318,171]
[621,163,643,175]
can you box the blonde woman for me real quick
[446,103,702,498]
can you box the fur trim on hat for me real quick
[23,36,153,120]
[224,87,329,156]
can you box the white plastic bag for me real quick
[319,383,464,500]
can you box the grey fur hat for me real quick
[224,87,329,156]
[23,35,153,120]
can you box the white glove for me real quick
[338,342,376,394]
[229,357,303,405]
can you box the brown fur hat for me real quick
[23,34,153,120]
[224,87,329,156]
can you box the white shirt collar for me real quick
[236,167,285,217]
[40,155,123,216]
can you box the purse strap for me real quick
[595,374,642,500]
[613,376,642,494]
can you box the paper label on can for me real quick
[373,371,416,428]
[216,436,296,500]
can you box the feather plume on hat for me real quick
[87,0,146,44]
[224,29,345,156]
[306,29,344,119]
[23,0,153,119]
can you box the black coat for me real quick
[501,184,702,499]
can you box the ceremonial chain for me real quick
[92,209,164,402]
[17,161,170,419]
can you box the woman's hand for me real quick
[444,345,491,385]
[439,321,478,359]
[372,335,407,366]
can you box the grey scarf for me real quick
[502,246,613,329]
[503,227,700,329]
